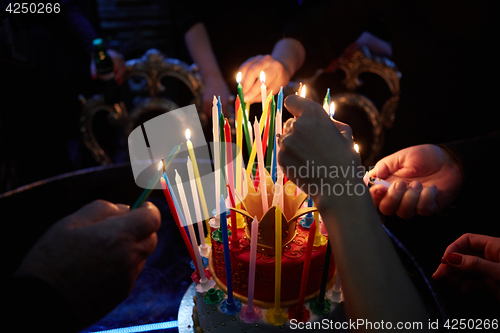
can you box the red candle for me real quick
[160,177,200,276]
[299,222,315,304]
[261,107,271,157]
[235,94,241,114]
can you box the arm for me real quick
[184,22,231,116]
[320,188,430,327]
[279,95,430,329]
[11,200,160,329]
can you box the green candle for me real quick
[236,72,252,154]
[132,144,181,209]
[265,96,276,170]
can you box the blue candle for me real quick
[277,86,283,114]
[272,135,278,182]
[220,195,233,302]
[217,96,222,119]
[299,196,314,228]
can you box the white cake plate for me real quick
[178,283,196,333]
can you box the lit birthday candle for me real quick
[260,71,267,112]
[329,101,335,119]
[236,72,245,111]
[236,73,252,153]
[299,84,306,98]
[354,143,360,154]
[131,141,181,209]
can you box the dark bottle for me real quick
[92,38,121,105]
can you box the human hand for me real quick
[238,55,292,104]
[432,233,500,299]
[202,75,232,118]
[278,95,360,208]
[15,200,161,325]
[367,144,463,219]
[90,49,126,85]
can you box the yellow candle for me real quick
[246,92,273,177]
[274,204,282,310]
[185,129,211,244]
[313,207,328,247]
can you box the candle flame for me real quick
[236,72,242,84]
[354,143,360,154]
[300,85,307,98]
[158,160,163,170]
[330,102,335,118]
[260,71,266,84]
[185,129,191,141]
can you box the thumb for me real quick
[441,252,500,280]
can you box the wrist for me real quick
[316,178,373,220]
[271,38,305,77]
[201,70,225,82]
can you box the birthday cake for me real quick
[188,169,344,332]
[160,84,346,332]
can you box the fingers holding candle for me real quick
[238,54,291,104]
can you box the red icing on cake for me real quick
[210,222,335,306]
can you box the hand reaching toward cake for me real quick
[278,95,431,328]
[278,94,360,210]
[239,55,291,104]
[15,199,161,327]
[367,144,463,219]
[432,233,500,300]
[238,38,305,104]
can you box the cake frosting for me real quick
[187,168,343,331]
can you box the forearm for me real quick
[319,189,430,329]
[184,22,224,81]
[270,38,305,78]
